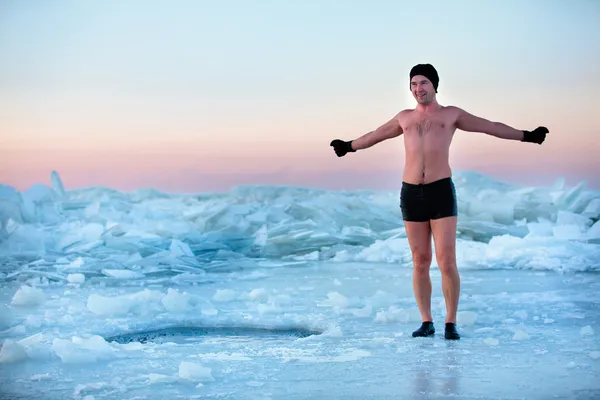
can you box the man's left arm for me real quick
[453,107,548,144]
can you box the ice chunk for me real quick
[0,304,14,329]
[254,224,268,246]
[87,294,125,316]
[161,288,199,313]
[56,223,104,251]
[147,373,178,384]
[553,181,586,208]
[553,225,585,240]
[68,257,85,269]
[482,234,600,272]
[513,310,528,320]
[212,289,236,302]
[374,306,419,324]
[20,184,58,223]
[4,218,19,236]
[351,304,372,317]
[319,292,349,309]
[589,351,600,360]
[50,170,66,197]
[86,290,164,317]
[256,301,281,315]
[582,198,600,219]
[0,185,23,223]
[12,285,45,307]
[457,311,478,326]
[84,202,101,218]
[512,330,530,341]
[580,325,594,336]
[526,220,553,237]
[587,221,600,241]
[0,339,29,363]
[30,373,52,381]
[3,325,26,336]
[246,288,268,301]
[101,269,144,279]
[18,333,44,348]
[52,335,115,364]
[0,223,47,256]
[67,273,86,284]
[178,361,214,382]
[553,210,594,240]
[170,239,194,257]
[74,383,108,399]
[477,189,516,225]
[556,210,593,229]
[367,290,398,309]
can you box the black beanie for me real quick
[409,64,439,93]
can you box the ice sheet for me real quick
[1,263,599,399]
[1,171,599,399]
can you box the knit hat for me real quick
[410,64,439,93]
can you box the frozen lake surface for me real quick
[1,264,599,400]
[1,170,599,399]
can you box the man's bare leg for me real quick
[430,216,461,339]
[405,221,433,323]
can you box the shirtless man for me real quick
[330,64,548,340]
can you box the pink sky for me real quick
[2,0,599,193]
[3,89,599,192]
[2,125,599,192]
[3,69,599,193]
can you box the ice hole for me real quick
[104,325,323,344]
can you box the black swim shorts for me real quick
[400,177,458,222]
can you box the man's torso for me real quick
[397,106,459,185]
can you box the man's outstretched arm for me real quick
[454,107,548,144]
[351,115,404,150]
[454,107,524,140]
[330,113,404,157]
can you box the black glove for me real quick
[521,126,548,144]
[330,139,356,157]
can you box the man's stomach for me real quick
[402,157,452,185]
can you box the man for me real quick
[330,64,548,340]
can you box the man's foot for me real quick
[412,321,435,337]
[444,323,460,340]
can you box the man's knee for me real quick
[412,251,432,272]
[435,250,457,274]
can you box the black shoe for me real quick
[412,321,435,337]
[444,323,460,340]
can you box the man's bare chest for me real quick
[402,116,452,137]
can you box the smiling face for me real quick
[410,75,436,104]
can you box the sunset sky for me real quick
[1,0,599,192]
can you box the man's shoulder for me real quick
[394,108,414,119]
[442,105,461,112]
[440,105,465,123]
[442,105,466,115]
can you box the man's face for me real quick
[410,75,435,104]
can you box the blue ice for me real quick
[0,171,599,399]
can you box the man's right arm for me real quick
[351,113,404,150]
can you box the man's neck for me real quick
[416,100,441,113]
